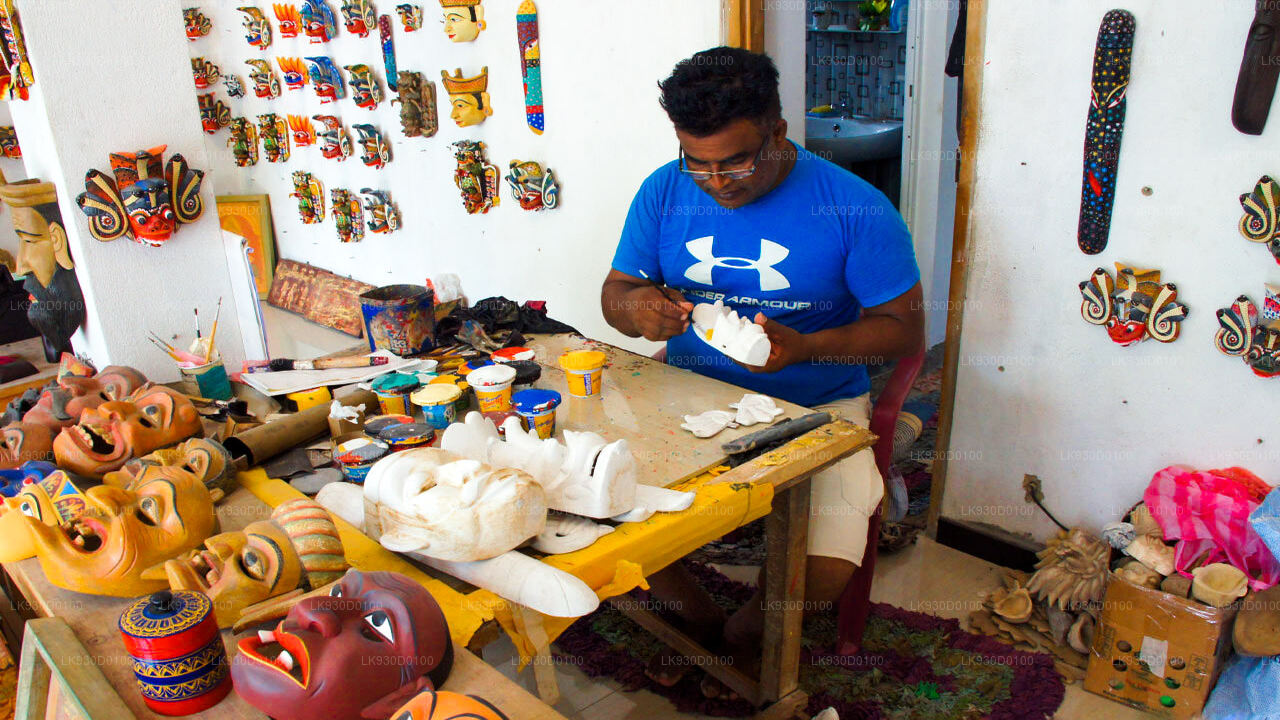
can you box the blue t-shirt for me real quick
[611,142,920,407]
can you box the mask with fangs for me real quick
[53,385,203,479]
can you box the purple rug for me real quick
[553,562,1064,719]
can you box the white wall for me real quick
[0,102,27,262]
[195,0,724,357]
[943,0,1277,540]
[10,0,247,380]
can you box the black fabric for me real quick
[0,267,38,345]
[944,0,968,78]
[435,296,577,347]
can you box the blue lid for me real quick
[513,389,561,413]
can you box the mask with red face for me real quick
[74,146,205,248]
[232,570,453,720]
[23,365,147,431]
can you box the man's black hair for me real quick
[658,46,781,137]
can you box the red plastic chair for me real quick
[650,343,926,655]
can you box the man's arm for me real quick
[601,269,694,342]
[750,282,925,373]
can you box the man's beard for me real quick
[24,266,84,361]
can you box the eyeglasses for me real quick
[678,134,769,181]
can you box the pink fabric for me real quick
[1143,465,1280,591]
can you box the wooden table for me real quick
[4,489,568,720]
[0,336,58,411]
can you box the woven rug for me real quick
[554,563,1064,720]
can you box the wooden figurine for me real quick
[0,0,33,100]
[223,73,246,98]
[505,159,557,211]
[228,118,260,167]
[396,3,422,31]
[290,171,325,224]
[1078,263,1188,345]
[344,63,383,110]
[1239,175,1280,263]
[51,386,203,478]
[238,6,273,49]
[313,115,352,160]
[394,71,437,138]
[1216,290,1280,377]
[198,94,231,135]
[360,189,399,234]
[274,3,302,38]
[306,56,345,103]
[517,1,543,134]
[1077,9,1135,255]
[439,0,484,42]
[379,14,396,92]
[301,0,339,43]
[184,7,212,41]
[75,146,205,247]
[450,140,499,214]
[1233,1,1280,135]
[245,59,281,99]
[18,364,146,433]
[230,570,453,720]
[191,58,220,90]
[258,113,290,163]
[331,188,364,243]
[277,57,309,92]
[352,124,390,168]
[441,67,491,127]
[287,114,315,146]
[340,0,376,37]
[0,124,20,157]
[0,173,86,362]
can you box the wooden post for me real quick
[757,482,810,704]
[513,605,561,706]
[16,618,135,719]
[725,0,765,53]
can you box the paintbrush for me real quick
[193,307,201,339]
[243,355,392,373]
[637,269,680,305]
[147,337,183,362]
[204,297,223,363]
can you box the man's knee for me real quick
[805,555,858,607]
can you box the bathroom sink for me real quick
[804,116,903,164]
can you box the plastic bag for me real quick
[1203,655,1280,720]
[1143,465,1279,591]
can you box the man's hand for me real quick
[744,312,812,373]
[628,286,694,342]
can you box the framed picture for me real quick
[216,194,276,299]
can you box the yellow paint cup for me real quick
[466,364,517,412]
[559,350,607,398]
[287,386,332,411]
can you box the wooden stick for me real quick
[204,297,223,363]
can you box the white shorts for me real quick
[806,394,883,566]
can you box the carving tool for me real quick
[517,0,544,134]
[721,412,834,463]
[204,297,223,363]
[244,355,392,373]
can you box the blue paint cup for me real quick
[359,284,436,356]
[513,389,561,439]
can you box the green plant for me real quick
[857,0,890,30]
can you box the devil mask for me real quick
[232,570,454,720]
[0,421,52,470]
[75,145,205,247]
[390,690,509,720]
[25,463,219,596]
[23,365,146,431]
[53,385,203,479]
[162,497,347,628]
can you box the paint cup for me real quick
[333,435,390,483]
[378,422,436,451]
[467,364,517,412]
[359,284,436,356]
[430,374,472,416]
[371,372,421,416]
[492,346,535,363]
[507,360,542,388]
[287,386,332,412]
[362,414,415,436]
[411,384,461,430]
[178,360,233,400]
[513,389,561,439]
[559,350,607,398]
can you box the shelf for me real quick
[807,25,903,34]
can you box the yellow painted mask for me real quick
[0,469,85,562]
[53,385,203,478]
[160,497,347,628]
[440,0,484,42]
[441,67,492,127]
[26,466,218,596]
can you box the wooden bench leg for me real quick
[758,482,810,704]
[513,605,561,706]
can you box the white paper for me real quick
[238,349,418,396]
[1138,636,1168,679]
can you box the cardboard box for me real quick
[1084,575,1236,719]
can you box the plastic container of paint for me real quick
[411,384,462,429]
[467,364,517,412]
[559,350,607,398]
[358,284,436,356]
[362,414,415,436]
[429,374,472,416]
[492,346,535,363]
[333,436,390,483]
[378,422,436,451]
[371,372,421,416]
[513,389,561,439]
[507,359,542,388]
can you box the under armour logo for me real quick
[684,236,791,291]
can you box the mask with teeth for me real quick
[103,437,235,495]
[0,468,86,562]
[232,570,453,720]
[389,690,509,720]
[159,497,348,628]
[23,365,147,431]
[25,462,219,596]
[0,421,53,469]
[53,385,203,478]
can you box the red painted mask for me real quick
[23,365,147,430]
[52,386,203,478]
[232,570,453,720]
[0,422,53,470]
[1105,317,1147,346]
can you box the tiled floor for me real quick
[482,536,1152,720]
